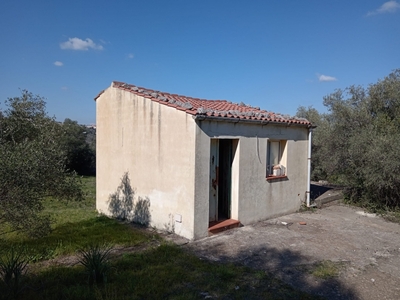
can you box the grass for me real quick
[0,176,318,299]
[43,176,98,226]
[0,177,155,262]
[382,210,400,223]
[342,194,400,224]
[309,260,344,279]
[14,244,316,300]
[299,204,318,213]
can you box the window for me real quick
[267,140,287,177]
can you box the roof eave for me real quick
[94,89,105,101]
[193,115,312,128]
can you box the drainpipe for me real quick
[306,127,313,207]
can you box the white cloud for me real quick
[128,53,134,59]
[54,61,63,67]
[61,86,68,90]
[367,1,400,16]
[60,37,103,51]
[317,74,337,82]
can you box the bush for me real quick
[78,243,113,285]
[298,69,400,210]
[0,247,28,297]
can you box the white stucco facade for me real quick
[96,83,311,240]
[96,86,197,238]
[192,120,309,239]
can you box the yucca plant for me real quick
[0,247,28,297]
[78,243,113,285]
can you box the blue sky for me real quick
[0,0,399,124]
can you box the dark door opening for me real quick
[218,139,233,220]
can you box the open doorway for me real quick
[218,139,232,219]
[209,139,237,224]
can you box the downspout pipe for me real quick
[306,127,313,207]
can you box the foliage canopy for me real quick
[0,90,83,237]
[297,69,400,209]
[60,118,95,176]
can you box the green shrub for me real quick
[0,247,28,297]
[78,243,113,285]
[298,69,400,210]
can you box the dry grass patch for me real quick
[310,260,345,279]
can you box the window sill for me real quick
[266,175,288,181]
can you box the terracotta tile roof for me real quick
[103,81,311,126]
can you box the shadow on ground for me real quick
[310,183,333,201]
[187,234,357,299]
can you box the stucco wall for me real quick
[193,120,309,239]
[96,86,196,239]
[97,86,310,240]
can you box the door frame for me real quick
[209,138,238,223]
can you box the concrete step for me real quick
[208,219,240,235]
[314,190,343,208]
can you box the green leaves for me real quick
[298,69,400,209]
[0,247,28,297]
[59,118,96,176]
[0,90,83,238]
[78,243,113,285]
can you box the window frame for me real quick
[266,139,287,179]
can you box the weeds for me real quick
[0,247,28,297]
[4,242,317,299]
[381,210,400,224]
[0,177,319,299]
[78,243,113,285]
[310,260,343,279]
[342,196,400,224]
[299,202,318,213]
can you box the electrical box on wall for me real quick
[175,214,182,223]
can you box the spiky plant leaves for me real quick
[78,243,113,285]
[0,247,28,297]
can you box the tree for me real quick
[59,118,95,176]
[0,90,83,237]
[296,106,328,180]
[300,69,400,209]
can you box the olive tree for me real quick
[59,118,95,176]
[299,69,400,209]
[0,91,82,237]
[296,105,329,181]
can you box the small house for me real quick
[95,82,312,240]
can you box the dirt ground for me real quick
[184,204,400,300]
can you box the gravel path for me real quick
[185,205,400,300]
